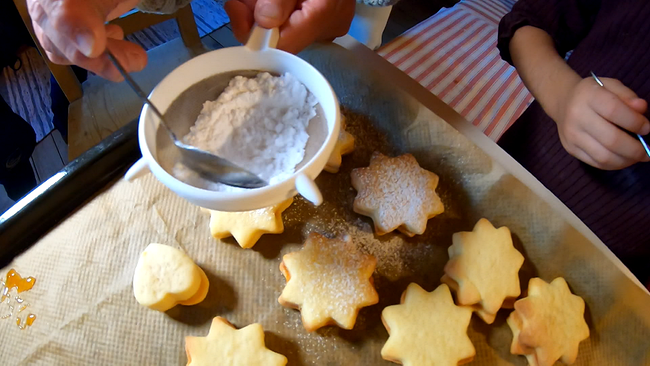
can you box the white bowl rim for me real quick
[137,45,341,201]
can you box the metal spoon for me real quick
[107,51,268,189]
[590,71,650,158]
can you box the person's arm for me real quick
[509,25,650,170]
[497,0,650,170]
[508,26,580,125]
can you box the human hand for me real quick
[225,0,355,54]
[26,0,147,81]
[555,77,650,170]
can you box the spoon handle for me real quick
[106,51,178,141]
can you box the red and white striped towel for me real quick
[379,0,532,141]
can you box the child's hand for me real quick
[556,77,650,170]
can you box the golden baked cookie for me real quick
[506,310,535,361]
[381,283,475,365]
[178,267,210,306]
[351,152,444,236]
[207,198,293,249]
[278,232,378,332]
[324,116,355,173]
[133,243,207,312]
[441,218,525,324]
[185,317,287,366]
[508,277,590,366]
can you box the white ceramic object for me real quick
[124,26,341,211]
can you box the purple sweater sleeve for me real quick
[497,0,601,64]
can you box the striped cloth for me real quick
[379,0,533,141]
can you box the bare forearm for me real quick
[509,26,581,123]
[508,25,650,170]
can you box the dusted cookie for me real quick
[381,283,475,365]
[279,232,378,331]
[442,218,524,323]
[207,198,293,249]
[508,277,590,366]
[351,152,444,236]
[185,317,287,366]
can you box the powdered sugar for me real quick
[173,72,317,191]
[282,233,377,323]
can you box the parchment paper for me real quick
[1,44,649,365]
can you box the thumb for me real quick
[35,0,133,58]
[254,0,298,28]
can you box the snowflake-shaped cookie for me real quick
[442,218,524,324]
[351,152,444,236]
[381,283,475,365]
[185,317,287,366]
[207,198,293,249]
[324,116,355,173]
[278,232,378,331]
[508,277,590,366]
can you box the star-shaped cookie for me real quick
[324,116,355,173]
[508,277,589,366]
[207,198,293,249]
[185,317,287,366]
[278,232,378,331]
[441,218,524,324]
[351,152,444,236]
[381,283,475,365]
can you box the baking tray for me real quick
[0,120,140,267]
[1,42,649,365]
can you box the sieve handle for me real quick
[246,25,279,51]
[295,174,323,206]
[124,158,150,182]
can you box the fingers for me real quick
[277,5,318,53]
[571,146,604,169]
[226,0,355,54]
[31,0,139,68]
[626,98,648,115]
[225,0,255,43]
[33,0,108,58]
[600,78,639,101]
[559,80,650,169]
[90,38,148,81]
[107,0,141,21]
[28,0,146,81]
[576,133,640,170]
[255,0,299,28]
[106,24,125,40]
[591,79,650,135]
[37,23,145,81]
[33,20,71,64]
[276,0,354,53]
[560,126,638,170]
[583,114,650,163]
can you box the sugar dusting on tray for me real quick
[173,72,318,191]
